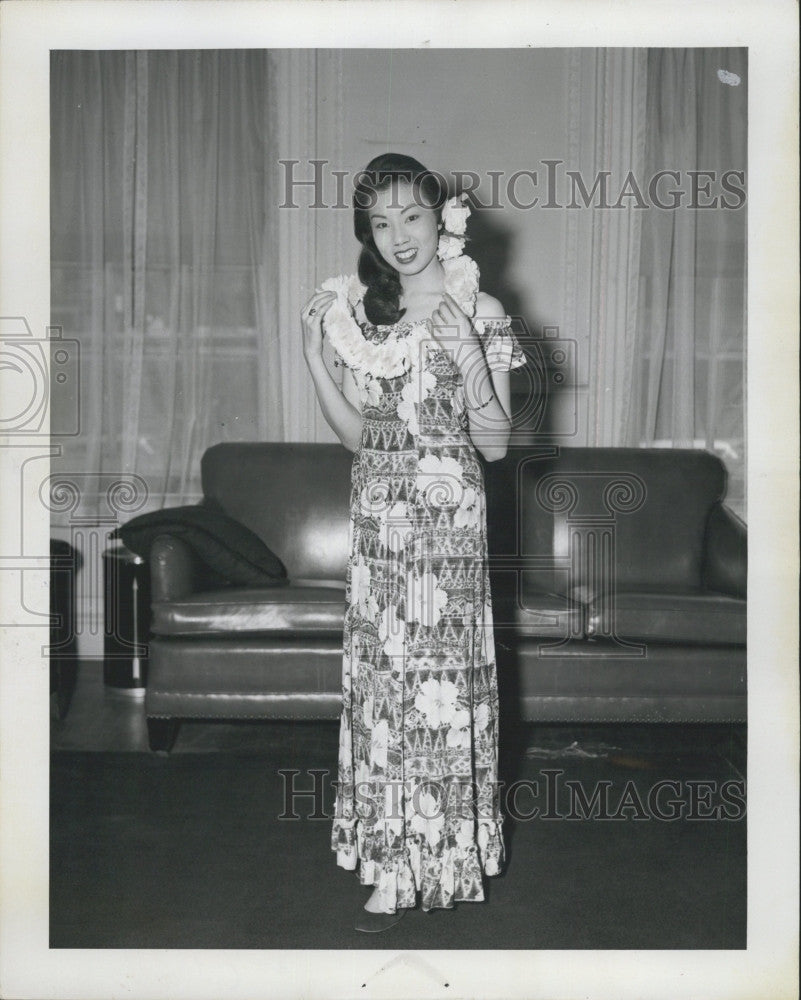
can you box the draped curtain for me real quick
[565,49,648,449]
[569,48,747,521]
[52,49,748,524]
[626,49,748,520]
[50,50,317,520]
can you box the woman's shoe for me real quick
[354,907,407,933]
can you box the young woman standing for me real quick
[301,153,525,931]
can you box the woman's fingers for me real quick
[301,290,336,323]
[303,290,336,313]
[301,290,337,362]
[442,293,468,318]
[432,303,457,327]
[312,295,336,318]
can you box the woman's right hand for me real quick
[301,290,337,362]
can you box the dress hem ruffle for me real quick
[332,815,505,912]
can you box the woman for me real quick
[301,153,526,931]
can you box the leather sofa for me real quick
[145,442,746,751]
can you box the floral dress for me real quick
[331,315,526,912]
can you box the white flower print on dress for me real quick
[384,783,404,839]
[446,707,472,749]
[409,789,445,848]
[455,818,475,852]
[338,713,353,767]
[397,368,436,437]
[357,374,384,407]
[416,453,465,508]
[377,500,413,553]
[396,395,418,436]
[477,821,501,876]
[350,554,372,613]
[407,569,449,628]
[362,694,374,731]
[355,759,372,802]
[364,594,380,624]
[379,603,405,661]
[474,702,490,732]
[370,718,389,771]
[453,486,481,530]
[414,677,459,728]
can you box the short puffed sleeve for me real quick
[475,317,527,372]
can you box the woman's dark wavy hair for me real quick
[354,153,448,326]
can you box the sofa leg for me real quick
[147,717,180,753]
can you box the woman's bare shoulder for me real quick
[475,291,508,321]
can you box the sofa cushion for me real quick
[112,503,288,587]
[489,575,583,638]
[587,588,746,646]
[151,582,345,636]
[513,595,583,638]
[512,639,746,722]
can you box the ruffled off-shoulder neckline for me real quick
[363,316,514,332]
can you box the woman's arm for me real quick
[432,292,513,462]
[458,345,512,462]
[302,291,363,452]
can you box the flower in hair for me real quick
[437,233,465,261]
[441,194,470,236]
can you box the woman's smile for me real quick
[368,179,440,277]
[394,246,419,264]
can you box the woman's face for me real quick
[367,179,440,276]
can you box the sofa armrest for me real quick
[150,533,204,601]
[702,502,747,598]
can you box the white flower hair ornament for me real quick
[318,194,480,381]
[440,192,471,238]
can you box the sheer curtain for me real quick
[625,49,748,520]
[565,49,648,448]
[50,50,308,520]
[567,49,747,521]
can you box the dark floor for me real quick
[50,662,747,950]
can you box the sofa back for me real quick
[510,447,727,592]
[201,442,353,581]
[202,442,728,591]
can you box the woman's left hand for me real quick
[430,293,479,350]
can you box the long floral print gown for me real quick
[331,314,526,912]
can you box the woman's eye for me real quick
[406,214,419,223]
